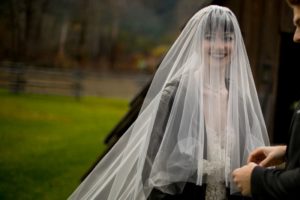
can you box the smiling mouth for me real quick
[209,52,228,59]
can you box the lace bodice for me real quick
[201,127,231,200]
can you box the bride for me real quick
[68,5,269,200]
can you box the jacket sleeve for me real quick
[142,81,178,181]
[251,166,300,200]
[251,102,300,200]
[146,82,178,163]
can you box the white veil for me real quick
[69,5,270,200]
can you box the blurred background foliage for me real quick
[0,0,209,72]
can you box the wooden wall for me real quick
[215,0,295,142]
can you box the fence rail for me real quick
[0,63,151,99]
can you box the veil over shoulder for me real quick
[69,5,269,200]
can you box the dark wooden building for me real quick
[219,0,300,144]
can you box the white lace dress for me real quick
[202,127,231,200]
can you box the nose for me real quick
[212,39,226,50]
[293,27,300,43]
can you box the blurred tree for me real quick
[8,0,51,61]
[0,0,214,70]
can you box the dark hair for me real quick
[287,0,300,5]
[204,10,234,34]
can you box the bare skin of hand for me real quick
[232,162,257,196]
[247,145,287,167]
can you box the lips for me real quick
[209,51,228,59]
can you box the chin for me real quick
[209,58,230,67]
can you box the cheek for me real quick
[225,43,234,55]
[202,41,211,52]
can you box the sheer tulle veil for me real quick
[69,5,269,200]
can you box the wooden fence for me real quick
[0,63,151,99]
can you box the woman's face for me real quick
[202,29,234,68]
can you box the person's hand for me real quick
[232,162,257,196]
[247,145,287,167]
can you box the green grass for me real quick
[0,90,129,200]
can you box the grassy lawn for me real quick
[0,90,129,200]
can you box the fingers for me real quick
[258,156,272,167]
[232,163,255,197]
[247,153,256,163]
[248,162,257,167]
[241,189,249,196]
[247,147,265,163]
[232,168,238,177]
[231,167,247,196]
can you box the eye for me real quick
[224,34,234,42]
[204,34,215,41]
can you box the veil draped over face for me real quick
[69,5,269,200]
